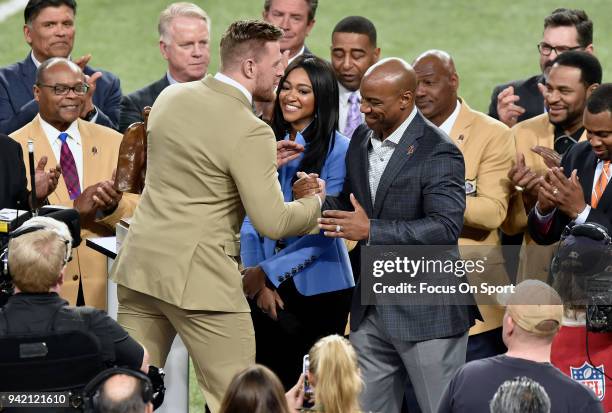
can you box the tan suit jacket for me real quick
[11,116,137,309]
[503,113,586,281]
[110,75,320,312]
[449,99,514,335]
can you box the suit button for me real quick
[278,276,284,282]
[284,272,290,277]
[291,268,297,274]
[298,264,304,270]
[72,275,79,281]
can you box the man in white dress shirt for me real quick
[331,16,380,138]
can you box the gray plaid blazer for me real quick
[324,111,480,341]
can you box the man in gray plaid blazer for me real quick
[319,58,480,413]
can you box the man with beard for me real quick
[110,20,323,412]
[529,84,612,240]
[504,51,601,282]
[489,8,594,128]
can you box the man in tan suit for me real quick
[11,58,136,310]
[110,20,322,412]
[503,51,601,282]
[413,50,514,363]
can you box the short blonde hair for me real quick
[309,335,363,413]
[158,2,210,42]
[8,217,72,293]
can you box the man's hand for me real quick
[277,140,304,167]
[34,156,61,202]
[256,286,284,320]
[544,167,586,219]
[508,152,541,210]
[285,374,305,412]
[92,179,123,214]
[318,194,369,241]
[73,183,101,221]
[293,171,320,199]
[242,266,266,299]
[497,86,525,127]
[532,146,561,169]
[80,71,102,118]
[536,176,557,215]
[73,53,92,71]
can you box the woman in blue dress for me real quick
[241,55,354,389]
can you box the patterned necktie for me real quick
[591,160,610,208]
[58,132,81,200]
[343,92,362,138]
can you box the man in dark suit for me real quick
[529,83,612,243]
[262,0,316,63]
[318,58,479,413]
[489,8,593,128]
[0,134,59,210]
[0,0,121,134]
[119,2,210,132]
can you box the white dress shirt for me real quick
[438,100,462,136]
[368,107,418,204]
[39,116,84,190]
[287,46,306,66]
[338,82,364,135]
[214,72,252,104]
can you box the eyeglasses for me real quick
[36,83,90,96]
[537,43,582,56]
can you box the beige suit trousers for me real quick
[117,285,255,412]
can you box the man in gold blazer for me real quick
[503,51,600,282]
[110,21,322,412]
[414,50,514,363]
[11,58,136,310]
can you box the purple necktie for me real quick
[58,132,81,200]
[343,92,362,138]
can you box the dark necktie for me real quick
[58,132,81,200]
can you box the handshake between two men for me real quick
[242,139,371,319]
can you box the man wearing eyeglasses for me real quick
[489,8,594,128]
[0,0,122,135]
[503,51,601,283]
[9,57,137,310]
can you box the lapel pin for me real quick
[91,146,98,155]
[407,145,415,155]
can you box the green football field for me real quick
[0,0,610,410]
[0,0,610,114]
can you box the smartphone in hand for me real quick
[303,354,315,409]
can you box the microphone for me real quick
[27,139,38,216]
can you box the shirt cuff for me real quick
[573,205,591,225]
[534,202,556,222]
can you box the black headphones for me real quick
[1,217,72,279]
[550,222,612,278]
[82,367,153,412]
